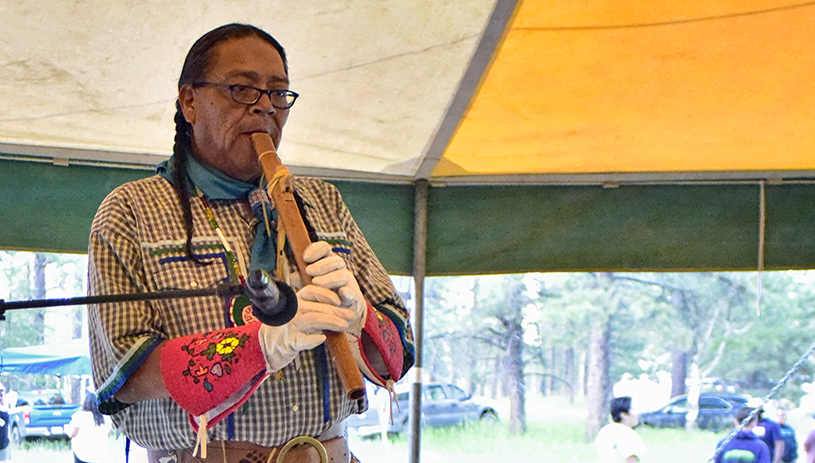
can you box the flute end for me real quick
[250,132,276,156]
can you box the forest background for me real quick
[2,250,815,442]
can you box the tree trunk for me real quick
[503,275,526,435]
[671,348,687,398]
[549,346,557,394]
[565,346,575,403]
[32,253,48,343]
[586,317,610,441]
[70,308,84,404]
[490,356,501,399]
[539,345,549,397]
[579,351,587,401]
[506,327,526,434]
[685,362,701,432]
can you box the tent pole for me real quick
[408,179,428,463]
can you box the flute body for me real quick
[251,132,366,401]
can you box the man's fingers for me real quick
[305,254,346,279]
[298,285,341,306]
[294,301,352,332]
[303,241,333,264]
[291,332,326,351]
[310,269,350,290]
[337,285,359,308]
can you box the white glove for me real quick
[301,241,367,335]
[258,296,350,372]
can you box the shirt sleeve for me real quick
[770,421,784,442]
[300,179,416,381]
[87,186,164,414]
[337,186,414,379]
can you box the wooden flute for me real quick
[251,132,366,401]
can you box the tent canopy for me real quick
[1,0,814,274]
[0,339,92,376]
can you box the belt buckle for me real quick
[272,435,329,463]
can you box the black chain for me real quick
[708,340,815,462]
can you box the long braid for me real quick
[171,101,205,263]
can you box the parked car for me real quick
[347,382,499,437]
[700,377,741,394]
[8,389,80,444]
[639,393,751,431]
[712,393,751,410]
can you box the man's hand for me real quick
[258,296,350,371]
[301,241,367,335]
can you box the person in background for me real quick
[65,392,112,463]
[801,414,815,463]
[595,396,647,463]
[777,408,798,463]
[0,383,10,463]
[714,407,770,463]
[756,408,786,463]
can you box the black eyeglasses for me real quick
[193,82,299,109]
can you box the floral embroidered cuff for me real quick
[160,322,269,430]
[349,302,404,387]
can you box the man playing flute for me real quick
[87,23,414,463]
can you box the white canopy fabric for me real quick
[2,1,814,183]
[0,0,495,180]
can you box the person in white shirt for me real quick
[65,392,112,463]
[0,383,11,463]
[596,396,647,463]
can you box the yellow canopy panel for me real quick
[435,0,815,177]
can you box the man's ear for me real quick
[178,84,196,124]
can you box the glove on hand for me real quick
[300,241,367,335]
[258,297,350,372]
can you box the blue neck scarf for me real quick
[157,152,277,273]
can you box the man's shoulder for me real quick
[756,419,782,439]
[759,418,780,428]
[293,177,344,207]
[720,433,768,459]
[93,175,174,223]
[294,176,338,193]
[105,174,170,199]
[596,422,637,440]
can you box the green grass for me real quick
[9,434,125,463]
[6,397,750,463]
[14,437,71,452]
[351,421,724,463]
[350,397,728,463]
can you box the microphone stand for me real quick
[0,284,244,320]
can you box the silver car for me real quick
[347,382,499,437]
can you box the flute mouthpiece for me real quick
[250,132,276,158]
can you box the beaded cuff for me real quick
[159,322,269,430]
[349,302,404,387]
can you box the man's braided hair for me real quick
[172,23,288,262]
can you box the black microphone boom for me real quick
[0,284,244,320]
[244,269,298,326]
[0,274,298,327]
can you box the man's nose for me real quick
[252,93,276,114]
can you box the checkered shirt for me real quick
[87,175,414,450]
